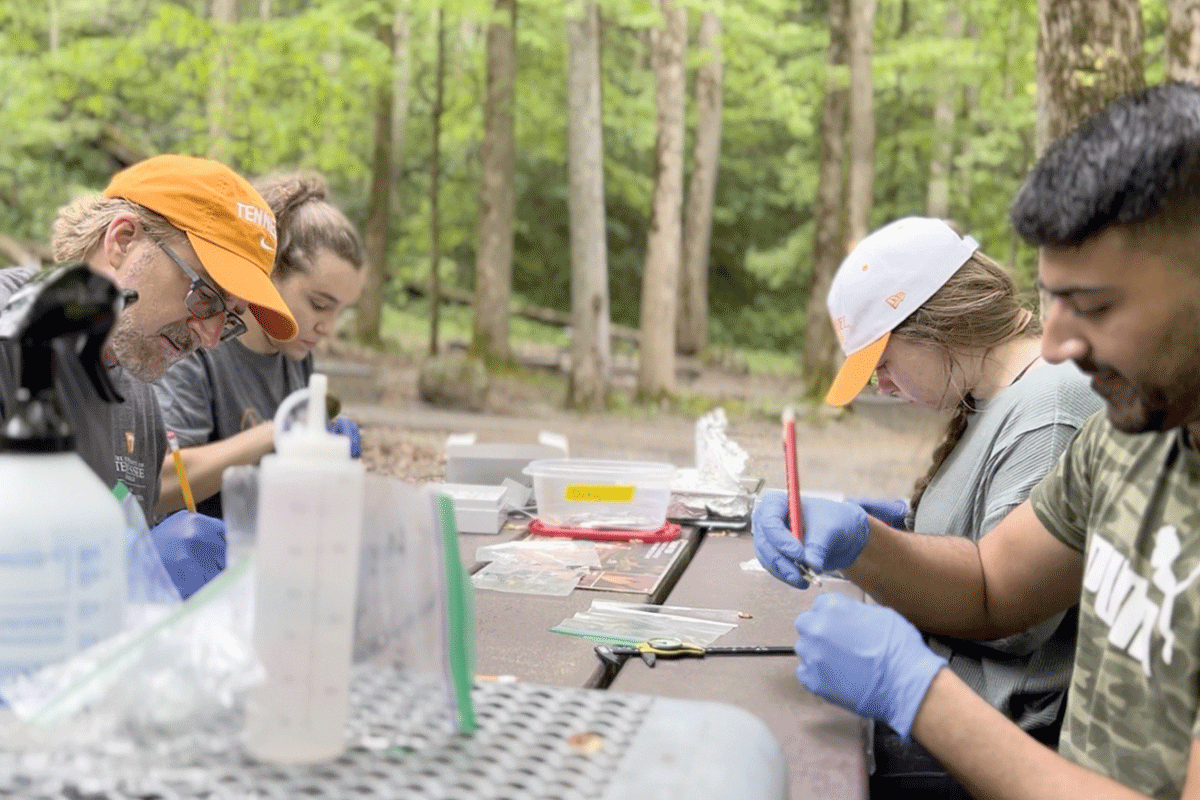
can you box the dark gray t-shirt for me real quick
[0,265,166,523]
[153,338,311,518]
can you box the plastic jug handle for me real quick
[272,387,311,450]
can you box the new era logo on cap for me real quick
[823,217,979,406]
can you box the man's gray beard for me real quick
[107,319,172,383]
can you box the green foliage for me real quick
[0,0,1163,363]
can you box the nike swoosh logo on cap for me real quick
[260,237,276,252]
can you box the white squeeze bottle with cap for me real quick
[244,373,365,764]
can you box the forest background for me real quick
[0,0,1187,410]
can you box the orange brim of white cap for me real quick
[824,331,890,407]
[188,232,297,341]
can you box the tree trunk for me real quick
[956,20,981,212]
[49,0,59,52]
[676,10,722,357]
[879,5,909,213]
[206,0,237,163]
[1003,6,1026,274]
[565,1,611,410]
[391,1,412,189]
[1036,0,1144,153]
[925,7,964,219]
[429,9,445,356]
[1168,0,1200,83]
[845,0,876,245]
[637,0,687,399]
[470,0,517,366]
[802,0,849,399]
[356,18,396,346]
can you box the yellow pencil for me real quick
[167,430,196,513]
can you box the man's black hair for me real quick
[1010,82,1200,247]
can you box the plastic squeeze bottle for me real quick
[0,264,127,682]
[243,373,365,764]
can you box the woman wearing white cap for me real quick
[755,217,1102,798]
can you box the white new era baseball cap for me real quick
[824,217,979,406]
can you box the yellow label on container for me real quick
[564,484,636,503]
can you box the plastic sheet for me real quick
[590,599,744,623]
[471,540,598,596]
[471,561,590,596]
[475,539,602,568]
[551,599,738,645]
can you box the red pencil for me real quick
[782,406,803,541]
[781,406,822,586]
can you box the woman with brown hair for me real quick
[755,216,1102,798]
[153,171,366,523]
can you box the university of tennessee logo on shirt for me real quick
[124,431,135,454]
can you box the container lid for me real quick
[522,459,675,479]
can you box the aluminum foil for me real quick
[668,408,756,520]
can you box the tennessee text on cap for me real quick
[823,217,979,406]
[103,154,298,341]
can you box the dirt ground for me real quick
[317,337,951,503]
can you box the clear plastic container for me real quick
[522,459,675,531]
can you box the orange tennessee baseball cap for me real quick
[103,154,298,341]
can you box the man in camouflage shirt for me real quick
[752,82,1200,799]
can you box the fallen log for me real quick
[403,281,641,344]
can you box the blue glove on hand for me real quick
[849,497,909,530]
[752,489,871,588]
[149,511,226,600]
[794,593,947,737]
[327,417,361,459]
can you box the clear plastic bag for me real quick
[0,461,476,776]
[0,530,256,763]
[551,599,738,645]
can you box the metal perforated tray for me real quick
[0,666,653,800]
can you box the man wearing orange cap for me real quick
[0,154,297,527]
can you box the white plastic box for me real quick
[523,459,675,531]
[445,442,567,488]
[430,483,509,534]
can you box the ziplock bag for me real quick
[0,461,477,787]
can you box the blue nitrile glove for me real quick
[327,417,361,459]
[849,497,909,530]
[752,489,870,588]
[794,593,947,738]
[149,511,227,600]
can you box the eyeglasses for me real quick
[155,240,247,341]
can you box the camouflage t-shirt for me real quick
[1030,413,1200,799]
